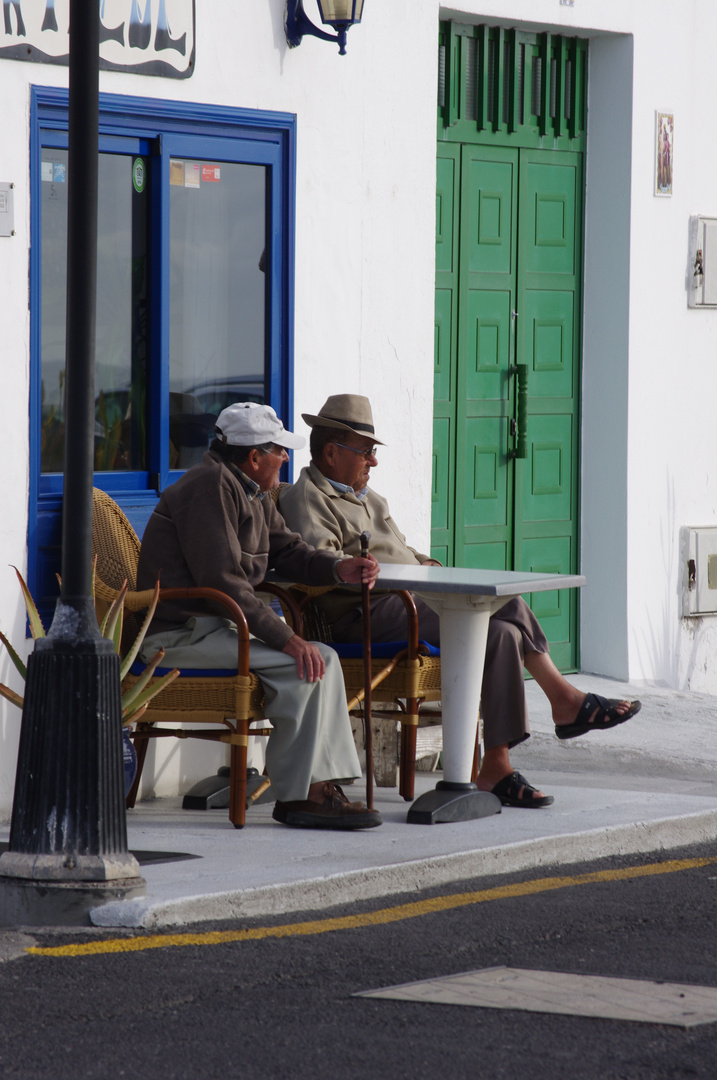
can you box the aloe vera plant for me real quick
[0,563,179,726]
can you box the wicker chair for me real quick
[91,487,299,829]
[291,585,443,800]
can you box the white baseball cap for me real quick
[214,401,305,450]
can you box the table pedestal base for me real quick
[406,781,501,825]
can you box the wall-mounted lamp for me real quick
[285,0,364,56]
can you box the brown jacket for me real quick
[278,462,432,625]
[137,451,338,650]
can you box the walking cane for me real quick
[360,530,374,811]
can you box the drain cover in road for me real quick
[357,967,717,1027]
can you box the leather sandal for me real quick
[491,770,554,808]
[555,693,641,741]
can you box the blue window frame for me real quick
[29,86,296,621]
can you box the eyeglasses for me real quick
[331,441,377,460]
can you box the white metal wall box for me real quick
[681,526,717,615]
[688,216,717,307]
[0,183,14,237]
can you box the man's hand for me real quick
[282,635,326,682]
[336,553,380,588]
[423,559,442,567]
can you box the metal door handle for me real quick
[508,364,528,459]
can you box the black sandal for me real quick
[491,771,554,808]
[555,693,641,741]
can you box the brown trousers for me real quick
[330,594,549,751]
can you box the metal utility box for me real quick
[688,216,717,307]
[681,526,717,615]
[0,183,14,237]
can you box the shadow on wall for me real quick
[633,471,680,687]
[130,735,232,804]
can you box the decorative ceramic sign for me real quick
[0,0,195,79]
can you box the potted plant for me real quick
[0,564,179,794]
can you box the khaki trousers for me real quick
[141,617,362,803]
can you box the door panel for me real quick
[521,535,574,655]
[465,289,513,400]
[434,289,454,401]
[463,417,511,527]
[466,158,516,276]
[523,161,578,276]
[436,153,458,275]
[521,290,575,398]
[431,145,460,562]
[431,415,452,540]
[522,414,573,523]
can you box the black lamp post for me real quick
[285,0,364,55]
[0,0,143,919]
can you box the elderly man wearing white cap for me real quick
[137,401,382,830]
[279,394,641,810]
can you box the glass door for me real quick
[40,139,151,480]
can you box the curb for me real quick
[90,808,717,929]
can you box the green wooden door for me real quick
[432,22,587,669]
[432,145,583,669]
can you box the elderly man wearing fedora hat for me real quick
[279,394,641,809]
[137,401,382,830]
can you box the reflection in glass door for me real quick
[168,158,267,469]
[40,147,149,474]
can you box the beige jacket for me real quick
[278,462,432,624]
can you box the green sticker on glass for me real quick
[132,158,146,193]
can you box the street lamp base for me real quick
[0,850,142,882]
[0,875,146,928]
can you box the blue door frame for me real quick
[29,87,297,620]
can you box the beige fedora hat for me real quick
[301,394,386,445]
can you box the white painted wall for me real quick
[4,0,717,819]
[622,1,717,692]
[0,71,48,820]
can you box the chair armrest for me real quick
[256,581,303,635]
[285,584,421,660]
[96,574,300,675]
[385,589,420,657]
[155,587,251,677]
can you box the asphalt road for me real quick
[2,841,717,1080]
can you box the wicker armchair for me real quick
[286,585,443,802]
[91,487,299,829]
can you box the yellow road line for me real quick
[27,855,717,959]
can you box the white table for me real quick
[374,564,586,824]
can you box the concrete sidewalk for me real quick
[4,675,717,930]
